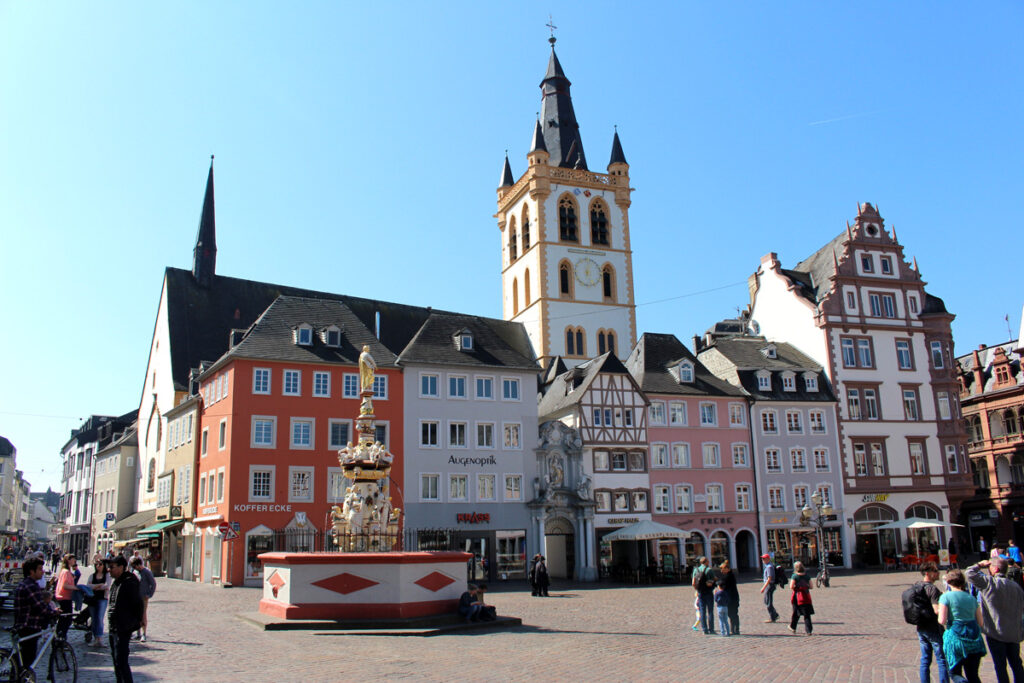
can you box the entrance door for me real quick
[462,537,489,583]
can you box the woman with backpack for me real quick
[938,568,986,683]
[788,561,814,635]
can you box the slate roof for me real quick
[624,333,744,397]
[609,130,627,166]
[538,352,642,420]
[788,231,847,303]
[700,337,836,402]
[539,46,588,170]
[499,154,514,187]
[0,437,13,457]
[530,119,548,153]
[397,311,538,370]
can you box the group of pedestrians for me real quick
[912,558,1024,683]
[529,554,550,597]
[690,556,741,635]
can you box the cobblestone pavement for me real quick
[61,570,1006,682]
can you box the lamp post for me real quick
[801,491,834,571]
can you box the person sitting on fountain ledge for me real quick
[458,584,490,622]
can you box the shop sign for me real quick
[201,506,218,515]
[672,517,735,527]
[232,504,293,513]
[448,455,497,467]
[606,518,640,525]
[170,506,182,518]
[769,517,790,525]
[861,494,890,502]
[456,512,490,524]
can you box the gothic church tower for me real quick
[497,39,637,368]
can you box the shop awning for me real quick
[136,520,185,536]
[111,509,156,533]
[602,520,689,541]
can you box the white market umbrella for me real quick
[874,518,965,557]
[602,520,688,541]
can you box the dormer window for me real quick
[677,361,694,383]
[781,372,796,392]
[295,324,313,346]
[804,374,818,392]
[756,372,771,391]
[321,325,342,347]
[762,344,777,359]
[454,329,473,352]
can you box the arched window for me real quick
[565,326,585,357]
[602,264,615,301]
[521,205,530,250]
[989,411,1005,438]
[606,330,616,355]
[508,216,518,262]
[147,458,156,492]
[1004,409,1018,435]
[972,458,990,489]
[512,278,519,316]
[559,260,574,298]
[965,415,982,443]
[590,200,609,245]
[576,328,585,357]
[1011,455,1024,485]
[523,268,531,307]
[598,329,606,355]
[597,329,617,356]
[558,195,578,241]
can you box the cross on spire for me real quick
[546,15,557,45]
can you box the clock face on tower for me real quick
[574,258,600,287]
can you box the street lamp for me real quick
[801,491,834,576]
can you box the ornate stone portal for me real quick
[528,421,598,581]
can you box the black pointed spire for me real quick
[609,129,627,166]
[192,156,217,288]
[539,41,587,170]
[499,153,514,187]
[530,119,547,153]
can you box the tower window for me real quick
[590,202,609,245]
[597,330,617,356]
[522,206,530,250]
[565,326,586,357]
[524,268,531,307]
[512,278,519,316]
[602,265,615,301]
[559,261,574,298]
[559,196,578,241]
[508,217,518,262]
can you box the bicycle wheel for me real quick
[48,641,76,683]
[0,648,14,683]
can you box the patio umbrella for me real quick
[601,520,688,541]
[874,518,965,557]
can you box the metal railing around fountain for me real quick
[267,528,462,554]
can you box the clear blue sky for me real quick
[2,2,1021,492]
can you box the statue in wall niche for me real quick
[533,477,542,500]
[548,455,564,487]
[576,474,592,501]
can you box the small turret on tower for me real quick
[499,153,514,188]
[527,119,550,167]
[608,128,629,177]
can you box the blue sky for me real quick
[2,2,1021,492]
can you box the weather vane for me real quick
[546,15,557,45]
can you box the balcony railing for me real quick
[967,433,1024,453]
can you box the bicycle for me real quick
[815,561,831,588]
[0,618,78,683]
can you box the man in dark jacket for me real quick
[108,556,142,683]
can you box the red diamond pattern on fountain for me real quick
[312,572,380,595]
[415,571,456,592]
[267,570,286,598]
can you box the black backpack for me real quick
[901,584,935,625]
[774,564,788,587]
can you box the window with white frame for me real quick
[593,451,610,471]
[290,419,313,449]
[705,484,723,512]
[283,370,301,396]
[504,474,522,501]
[250,467,273,501]
[296,326,313,346]
[449,474,468,501]
[476,376,494,399]
[421,421,439,447]
[791,448,807,472]
[794,485,809,510]
[591,408,602,426]
[421,474,439,501]
[700,403,717,426]
[199,475,207,504]
[289,467,314,502]
[649,401,666,425]
[503,423,521,449]
[477,474,496,501]
[729,403,745,426]
[611,452,627,471]
[678,362,694,383]
[945,445,959,473]
[786,410,803,434]
[768,486,784,510]
[201,428,208,456]
[477,423,494,449]
[805,375,818,392]
[343,374,359,398]
[448,375,467,399]
[761,410,778,434]
[732,443,749,467]
[669,402,687,426]
[157,476,172,507]
[702,443,720,467]
[631,490,648,512]
[815,484,832,507]
[903,389,920,421]
[313,371,331,397]
[328,420,350,449]
[675,485,693,513]
[216,469,225,502]
[809,410,826,434]
[735,484,752,511]
[502,378,520,400]
[595,491,612,512]
[766,448,781,473]
[930,341,945,369]
[420,373,439,397]
[449,422,467,448]
[603,408,613,426]
[373,376,387,399]
[756,372,771,390]
[909,442,926,475]
[621,408,632,427]
[327,469,346,503]
[653,485,671,513]
[782,373,796,391]
[671,443,690,468]
[218,420,227,449]
[896,340,913,370]
[253,368,271,394]
[252,417,275,447]
[813,447,830,472]
[651,443,668,467]
[937,392,951,420]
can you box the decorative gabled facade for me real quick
[627,333,759,571]
[497,41,637,367]
[537,352,648,579]
[697,330,850,568]
[747,203,972,566]
[957,327,1024,549]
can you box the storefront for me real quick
[854,504,898,566]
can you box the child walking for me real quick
[714,583,731,636]
[691,593,701,631]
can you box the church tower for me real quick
[497,39,637,368]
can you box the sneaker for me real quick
[691,625,699,631]
[788,626,796,634]
[140,635,147,643]
[763,619,775,623]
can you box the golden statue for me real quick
[359,345,376,393]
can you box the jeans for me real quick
[985,636,1024,683]
[110,629,134,683]
[764,585,779,621]
[917,630,950,683]
[790,606,812,634]
[698,593,715,633]
[91,598,108,637]
[728,600,740,634]
[459,604,482,622]
[717,605,730,636]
